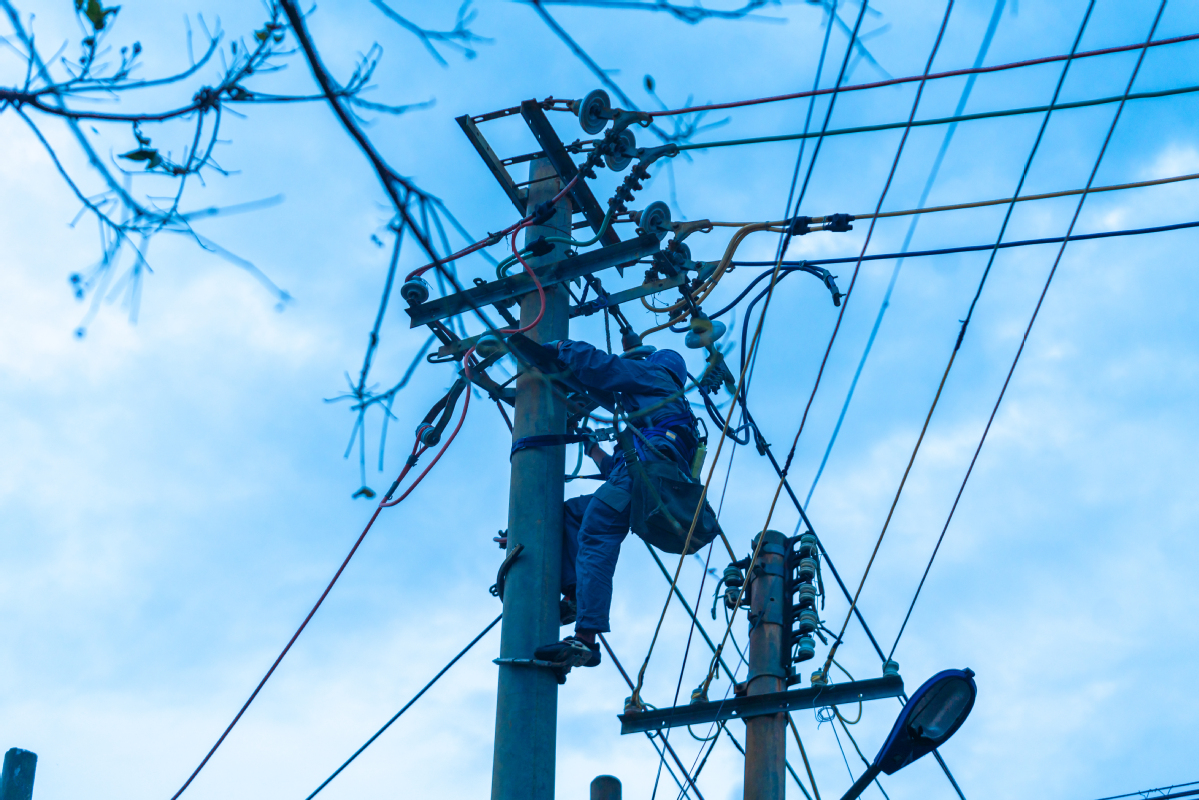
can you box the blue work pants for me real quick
[560,463,633,634]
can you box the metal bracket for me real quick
[570,272,687,318]
[520,101,622,265]
[456,114,528,215]
[406,235,660,328]
[494,657,572,685]
[618,673,905,734]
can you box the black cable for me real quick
[887,0,1167,663]
[303,614,501,799]
[711,218,1199,321]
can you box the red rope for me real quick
[649,31,1199,118]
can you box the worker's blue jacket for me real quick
[555,340,696,634]
[556,340,696,469]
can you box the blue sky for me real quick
[3,1,1199,799]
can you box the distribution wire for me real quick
[303,614,502,799]
[675,81,1199,153]
[816,0,1100,681]
[652,2,844,786]
[803,0,1007,508]
[1091,782,1199,800]
[691,0,962,742]
[648,31,1199,118]
[886,0,1169,664]
[167,394,472,800]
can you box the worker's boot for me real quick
[534,636,601,668]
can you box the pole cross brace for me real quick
[405,235,660,328]
[618,673,904,734]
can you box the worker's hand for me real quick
[587,442,608,467]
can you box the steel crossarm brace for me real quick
[406,235,659,327]
[570,273,687,318]
[457,114,528,215]
[519,101,622,251]
[618,674,904,734]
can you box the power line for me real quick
[649,32,1199,117]
[304,614,502,799]
[1092,781,1199,800]
[803,0,1007,508]
[676,82,1199,153]
[886,0,1169,663]
[817,0,1102,682]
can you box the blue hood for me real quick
[648,349,687,388]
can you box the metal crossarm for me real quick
[618,674,904,734]
[405,235,660,327]
[520,101,622,249]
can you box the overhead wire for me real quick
[687,0,888,706]
[303,614,502,799]
[648,31,1199,118]
[802,0,1008,507]
[674,82,1199,154]
[168,377,475,798]
[814,0,1100,677]
[885,0,1170,664]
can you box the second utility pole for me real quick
[491,159,572,800]
[745,530,788,800]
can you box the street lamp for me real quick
[839,668,977,800]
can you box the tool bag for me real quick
[621,431,722,555]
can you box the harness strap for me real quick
[510,433,592,458]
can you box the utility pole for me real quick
[491,158,572,800]
[1,749,37,800]
[744,530,788,800]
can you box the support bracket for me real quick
[406,235,660,328]
[618,673,904,734]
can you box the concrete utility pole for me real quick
[1,749,37,800]
[744,530,788,800]
[591,775,622,800]
[491,158,572,800]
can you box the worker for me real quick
[534,338,699,669]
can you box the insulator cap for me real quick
[400,276,431,306]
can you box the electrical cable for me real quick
[675,82,1199,154]
[167,378,474,799]
[886,0,1168,665]
[1091,782,1199,800]
[303,614,502,799]
[687,0,957,740]
[708,217,1199,321]
[648,31,1199,118]
[821,0,1163,679]
[597,635,707,800]
[803,0,1006,507]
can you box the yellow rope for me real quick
[787,714,822,800]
